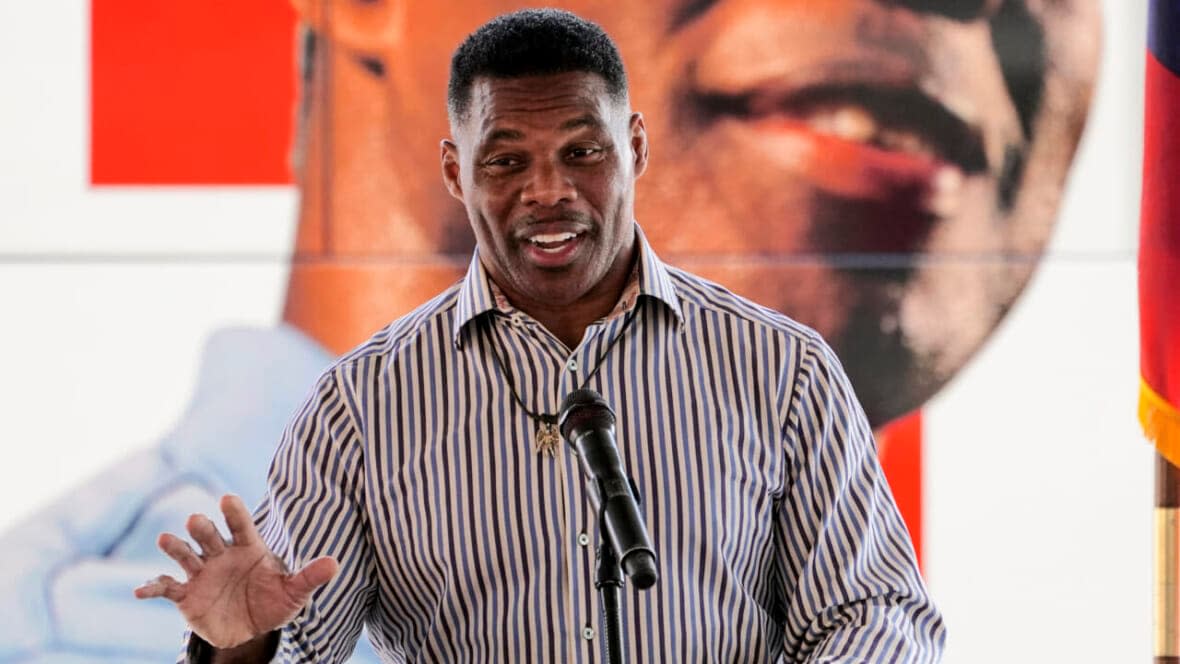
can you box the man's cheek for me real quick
[571,170,620,205]
[469,175,513,208]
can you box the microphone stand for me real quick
[595,500,625,664]
[560,389,658,664]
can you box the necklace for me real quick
[481,307,638,456]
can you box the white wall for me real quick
[0,1,296,532]
[924,1,1149,660]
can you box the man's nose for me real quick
[876,0,1003,21]
[520,161,577,207]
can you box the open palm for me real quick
[134,494,338,649]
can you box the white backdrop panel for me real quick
[0,263,289,532]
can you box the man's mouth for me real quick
[527,231,581,252]
[679,69,995,252]
[693,82,988,176]
[516,221,590,267]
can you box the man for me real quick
[136,9,944,662]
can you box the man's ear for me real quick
[441,139,465,202]
[630,112,649,179]
[290,0,404,52]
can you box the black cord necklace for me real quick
[480,306,638,456]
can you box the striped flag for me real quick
[1141,0,1180,464]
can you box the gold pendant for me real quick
[535,420,561,457]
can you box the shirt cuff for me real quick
[185,631,280,663]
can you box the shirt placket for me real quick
[515,316,598,660]
[558,321,613,663]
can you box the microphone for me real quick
[559,389,658,589]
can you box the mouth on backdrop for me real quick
[691,80,989,177]
[683,71,992,254]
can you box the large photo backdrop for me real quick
[0,1,1146,661]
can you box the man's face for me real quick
[442,73,646,312]
[310,0,1099,425]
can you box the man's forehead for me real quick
[466,73,621,133]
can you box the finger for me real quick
[186,513,227,556]
[134,574,187,603]
[158,533,204,578]
[220,494,262,547]
[285,556,339,598]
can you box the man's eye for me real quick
[485,156,522,168]
[567,146,602,160]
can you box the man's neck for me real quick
[521,300,604,351]
[491,245,638,351]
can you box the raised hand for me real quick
[133,494,339,649]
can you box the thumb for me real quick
[285,556,339,598]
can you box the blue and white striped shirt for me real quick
[234,227,944,662]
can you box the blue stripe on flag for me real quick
[1150,0,1180,75]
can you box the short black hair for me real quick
[447,9,628,123]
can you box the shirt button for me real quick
[578,532,590,547]
[567,359,578,372]
[582,625,595,641]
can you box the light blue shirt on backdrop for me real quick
[0,325,382,663]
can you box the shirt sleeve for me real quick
[777,335,946,662]
[179,365,377,663]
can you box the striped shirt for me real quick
[217,227,944,662]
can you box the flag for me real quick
[1140,0,1180,464]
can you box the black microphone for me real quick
[559,388,658,589]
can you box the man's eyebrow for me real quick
[560,114,605,132]
[481,114,606,144]
[484,127,524,143]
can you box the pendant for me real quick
[535,419,561,457]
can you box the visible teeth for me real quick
[805,105,876,142]
[803,105,934,157]
[925,166,964,218]
[877,128,931,155]
[530,232,577,244]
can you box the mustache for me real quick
[513,210,595,227]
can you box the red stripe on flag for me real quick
[1141,51,1180,410]
[91,0,298,185]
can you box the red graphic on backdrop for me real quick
[91,0,297,185]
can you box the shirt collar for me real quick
[452,223,684,348]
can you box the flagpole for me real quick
[1143,1,1180,659]
[1157,454,1180,663]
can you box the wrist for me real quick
[189,631,279,664]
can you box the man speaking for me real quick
[136,10,944,662]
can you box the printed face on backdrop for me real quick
[292,0,1100,426]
